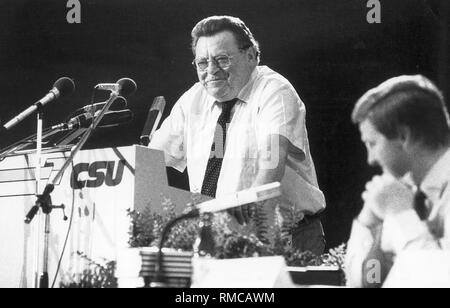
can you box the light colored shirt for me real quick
[345,148,450,287]
[150,65,325,229]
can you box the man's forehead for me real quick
[359,120,378,140]
[195,31,239,53]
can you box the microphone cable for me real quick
[50,157,76,288]
[49,85,100,288]
[50,84,123,287]
[50,87,97,288]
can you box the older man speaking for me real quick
[150,16,325,254]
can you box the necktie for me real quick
[414,189,429,221]
[201,99,238,198]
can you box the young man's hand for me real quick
[361,173,414,221]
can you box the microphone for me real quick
[140,96,166,146]
[52,109,133,130]
[75,97,128,115]
[2,77,75,131]
[94,78,137,97]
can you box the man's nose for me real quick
[206,60,220,74]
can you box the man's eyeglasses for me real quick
[192,55,235,71]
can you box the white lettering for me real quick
[175,292,209,305]
[219,293,274,303]
[66,0,81,24]
[366,0,381,24]
[366,259,381,284]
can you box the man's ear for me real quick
[398,126,414,149]
[246,47,257,62]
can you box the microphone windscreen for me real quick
[53,77,75,97]
[117,78,137,97]
[111,96,128,111]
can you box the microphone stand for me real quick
[28,105,69,288]
[33,106,44,288]
[25,90,121,288]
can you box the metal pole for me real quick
[34,108,44,288]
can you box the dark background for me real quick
[0,0,448,249]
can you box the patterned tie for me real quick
[201,99,238,198]
[414,189,429,221]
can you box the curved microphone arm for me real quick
[151,209,200,287]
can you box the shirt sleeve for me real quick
[256,85,307,159]
[444,200,450,249]
[345,219,378,288]
[381,209,440,253]
[148,97,187,172]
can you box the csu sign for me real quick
[71,160,126,189]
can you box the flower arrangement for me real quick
[61,196,347,287]
[127,197,347,268]
[60,251,118,288]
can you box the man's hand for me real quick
[358,204,383,229]
[361,173,414,221]
[227,134,289,225]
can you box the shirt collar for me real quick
[421,148,450,203]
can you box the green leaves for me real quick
[127,198,347,269]
[60,252,117,288]
[62,196,347,288]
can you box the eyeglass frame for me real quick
[191,46,252,72]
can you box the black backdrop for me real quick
[0,0,448,249]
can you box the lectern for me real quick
[0,145,195,288]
